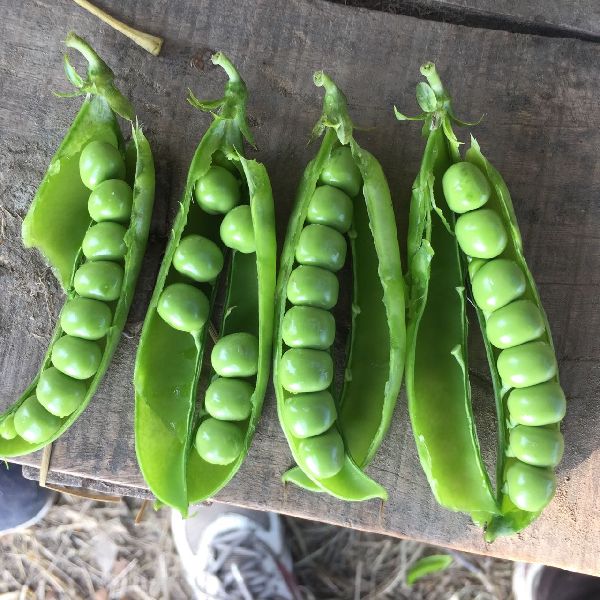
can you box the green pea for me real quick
[282,306,335,350]
[307,185,354,233]
[36,367,87,417]
[194,166,241,214]
[279,348,333,393]
[319,146,362,197]
[60,297,112,340]
[471,258,526,311]
[51,335,102,380]
[283,391,337,438]
[468,258,487,280]
[298,428,344,479]
[220,205,255,254]
[442,162,491,214]
[88,179,133,223]
[195,418,244,465]
[157,283,209,333]
[173,235,224,282]
[205,377,253,421]
[455,208,507,259]
[287,266,339,310]
[211,332,259,377]
[509,425,564,468]
[507,382,566,426]
[82,222,127,261]
[79,140,125,190]
[486,300,545,349]
[497,341,557,389]
[14,396,62,444]
[296,224,347,272]
[505,460,556,512]
[74,261,124,302]
[0,415,17,440]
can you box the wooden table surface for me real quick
[2,0,599,576]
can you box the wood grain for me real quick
[1,0,599,575]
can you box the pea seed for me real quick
[507,382,566,426]
[509,425,564,468]
[298,428,345,479]
[79,140,125,190]
[37,367,87,417]
[195,418,244,465]
[60,297,112,340]
[468,258,487,280]
[287,266,339,309]
[283,391,337,438]
[211,333,259,378]
[14,396,62,444]
[455,208,507,259]
[220,205,256,254]
[497,341,557,389]
[88,179,133,223]
[211,150,238,174]
[319,146,362,197]
[157,283,209,333]
[486,299,545,349]
[205,378,253,421]
[0,415,17,440]
[194,166,241,214]
[505,460,556,512]
[296,224,347,272]
[74,261,124,302]
[307,185,354,233]
[442,162,491,213]
[282,306,335,350]
[471,258,526,311]
[173,235,224,282]
[51,335,102,380]
[82,222,127,261]
[279,348,333,393]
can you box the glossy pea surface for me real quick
[497,341,557,389]
[486,299,545,349]
[82,222,127,261]
[509,425,564,467]
[60,297,112,340]
[282,306,335,350]
[442,162,491,213]
[205,378,253,421]
[173,235,224,282]
[283,391,337,438]
[194,166,240,214]
[79,141,125,190]
[472,258,526,311]
[507,382,566,426]
[220,205,255,254]
[468,258,487,280]
[279,348,333,393]
[14,396,62,444]
[506,460,556,512]
[286,266,339,309]
[74,261,124,302]
[319,146,362,197]
[307,185,354,233]
[195,418,244,465]
[36,367,87,417]
[296,224,347,272]
[211,333,259,377]
[88,179,133,223]
[455,208,508,259]
[298,428,345,479]
[0,415,17,440]
[157,283,209,333]
[51,335,102,380]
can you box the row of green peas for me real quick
[279,145,360,479]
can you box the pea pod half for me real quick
[275,72,405,501]
[399,63,565,539]
[134,54,276,515]
[0,34,155,456]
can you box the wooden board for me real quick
[1,0,599,575]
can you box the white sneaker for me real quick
[171,503,299,600]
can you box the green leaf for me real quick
[393,106,427,122]
[406,554,453,586]
[416,82,438,112]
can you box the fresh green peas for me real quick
[286,265,339,309]
[195,418,244,465]
[14,396,62,444]
[51,335,102,380]
[307,185,354,233]
[279,348,333,393]
[283,391,337,438]
[507,382,566,426]
[282,306,335,350]
[471,258,526,311]
[157,283,209,333]
[88,179,133,223]
[220,205,256,254]
[79,140,126,190]
[0,415,17,440]
[497,341,557,389]
[74,261,124,302]
[60,297,112,340]
[298,428,345,479]
[509,425,564,468]
[173,235,224,282]
[486,300,545,349]
[211,332,259,377]
[82,222,127,261]
[505,460,556,512]
[204,378,253,421]
[319,146,362,197]
[36,367,87,417]
[296,224,347,272]
[467,258,487,280]
[194,166,241,214]
[442,162,490,213]
[455,208,508,259]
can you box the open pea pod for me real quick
[0,34,155,457]
[134,54,276,515]
[274,72,405,501]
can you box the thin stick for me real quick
[39,444,53,487]
[135,499,150,525]
[72,0,163,56]
[44,483,122,503]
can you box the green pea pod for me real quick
[0,34,154,457]
[134,54,276,515]
[275,72,405,501]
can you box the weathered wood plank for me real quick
[2,0,600,575]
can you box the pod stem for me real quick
[311,71,354,145]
